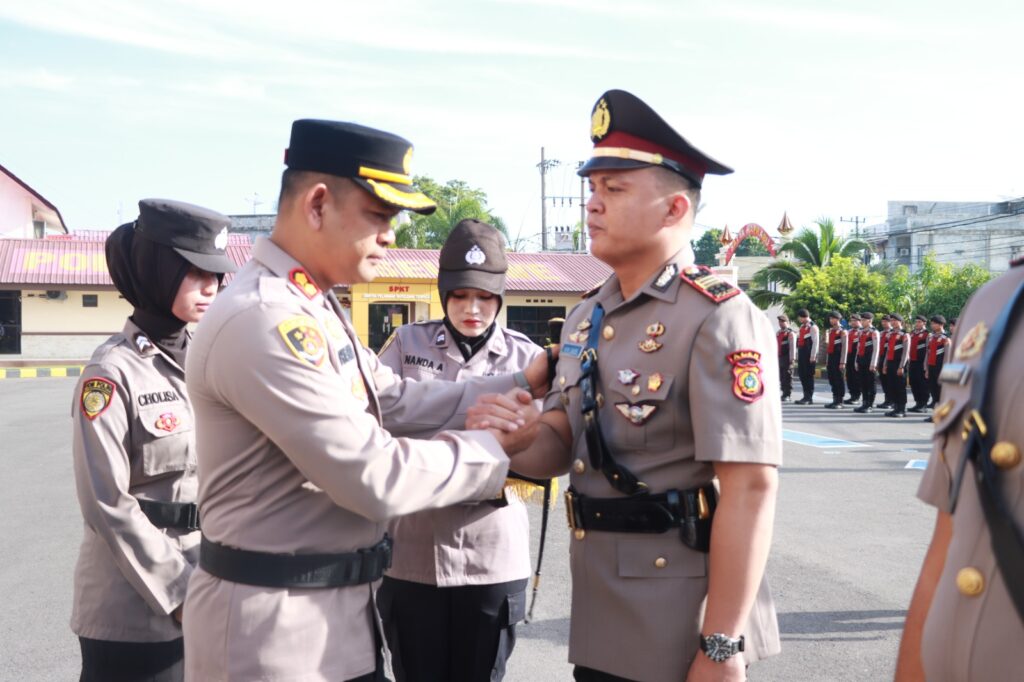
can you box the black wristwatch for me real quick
[699,633,745,663]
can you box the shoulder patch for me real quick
[679,266,740,304]
[277,316,327,368]
[288,268,321,300]
[582,278,607,299]
[726,350,764,403]
[81,377,117,420]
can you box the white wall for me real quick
[0,173,34,238]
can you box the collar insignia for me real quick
[652,264,679,292]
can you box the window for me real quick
[506,305,566,346]
[82,294,98,308]
[902,205,918,216]
[32,220,45,238]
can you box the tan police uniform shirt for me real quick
[183,237,520,682]
[544,251,783,682]
[378,320,543,586]
[916,262,1024,681]
[70,320,197,642]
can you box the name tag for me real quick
[562,343,583,358]
[338,345,355,365]
[939,362,971,385]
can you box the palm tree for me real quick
[748,218,871,308]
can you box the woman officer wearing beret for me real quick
[70,200,235,681]
[376,219,543,682]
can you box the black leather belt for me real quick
[199,535,392,588]
[565,484,717,552]
[137,499,200,531]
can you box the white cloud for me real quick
[0,67,73,91]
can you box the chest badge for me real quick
[955,321,988,360]
[615,402,657,425]
[617,369,639,385]
[155,413,180,432]
[645,322,665,337]
[647,372,664,392]
[727,350,764,403]
[638,338,663,353]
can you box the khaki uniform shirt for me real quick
[916,262,1024,681]
[70,320,197,642]
[543,252,783,682]
[378,320,543,586]
[183,238,519,682]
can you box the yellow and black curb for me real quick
[1,366,84,379]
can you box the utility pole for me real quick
[840,215,870,265]
[537,148,560,251]
[578,161,586,252]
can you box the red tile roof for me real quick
[0,235,612,293]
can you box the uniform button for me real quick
[956,567,985,596]
[631,385,641,396]
[654,557,668,569]
[596,393,605,408]
[573,458,586,474]
[602,325,615,340]
[559,375,566,387]
[991,442,1021,469]
[574,529,586,540]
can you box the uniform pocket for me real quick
[616,536,706,579]
[138,406,193,476]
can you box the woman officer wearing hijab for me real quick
[70,199,236,682]
[376,219,543,682]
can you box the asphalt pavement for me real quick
[1,378,935,681]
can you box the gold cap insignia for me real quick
[591,98,611,141]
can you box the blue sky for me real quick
[1,0,1021,248]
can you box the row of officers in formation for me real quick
[64,87,1023,682]
[776,309,954,419]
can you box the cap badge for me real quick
[155,412,180,432]
[647,372,664,392]
[727,350,764,403]
[591,97,611,141]
[277,316,327,368]
[402,146,413,175]
[465,244,486,265]
[617,369,639,385]
[954,321,987,360]
[81,377,116,420]
[615,402,656,426]
[214,227,228,251]
[638,338,663,353]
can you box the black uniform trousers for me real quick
[779,354,793,398]
[826,353,845,404]
[797,347,815,401]
[79,637,183,682]
[927,359,944,406]
[879,360,893,405]
[845,355,861,401]
[858,358,877,407]
[379,576,528,682]
[885,362,908,412]
[908,359,927,408]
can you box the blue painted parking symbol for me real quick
[904,459,928,470]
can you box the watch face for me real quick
[703,634,739,663]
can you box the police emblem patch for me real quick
[726,350,764,403]
[615,402,656,425]
[465,244,486,265]
[81,377,116,420]
[277,316,327,368]
[155,412,180,432]
[288,268,321,300]
[954,321,987,360]
[214,227,229,250]
[591,97,611,141]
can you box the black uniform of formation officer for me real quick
[376,220,542,682]
[907,315,930,412]
[883,313,910,418]
[823,311,848,409]
[843,313,862,405]
[182,120,551,681]
[877,315,894,410]
[70,200,236,682]
[794,308,819,404]
[924,315,951,416]
[776,314,796,402]
[853,312,881,413]
[471,89,782,682]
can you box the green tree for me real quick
[915,253,992,321]
[394,176,508,249]
[691,228,723,266]
[785,257,890,325]
[748,217,871,308]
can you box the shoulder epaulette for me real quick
[582,278,607,299]
[679,266,740,304]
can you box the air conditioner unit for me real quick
[44,290,67,301]
[897,248,911,257]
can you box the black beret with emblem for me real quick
[285,119,436,215]
[134,199,236,274]
[931,314,946,325]
[437,219,508,297]
[850,313,862,321]
[915,314,927,322]
[890,313,904,322]
[578,89,733,188]
[827,310,842,320]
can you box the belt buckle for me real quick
[565,491,578,529]
[186,504,200,532]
